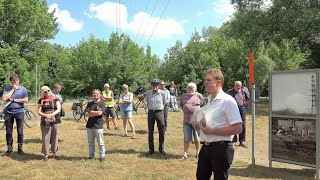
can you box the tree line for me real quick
[0,0,318,98]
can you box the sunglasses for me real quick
[44,90,50,93]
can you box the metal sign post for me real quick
[252,83,256,165]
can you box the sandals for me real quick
[179,155,188,161]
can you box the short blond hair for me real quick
[207,69,224,85]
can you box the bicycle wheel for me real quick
[133,102,139,114]
[143,101,148,114]
[24,110,38,128]
[73,107,82,121]
[115,105,120,119]
[83,113,88,122]
[0,111,5,130]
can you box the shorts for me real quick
[120,110,132,119]
[105,107,116,118]
[183,123,200,142]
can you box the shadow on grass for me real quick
[107,149,181,160]
[24,138,42,144]
[230,164,315,179]
[0,150,85,162]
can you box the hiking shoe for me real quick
[5,150,13,156]
[145,150,154,156]
[239,142,248,148]
[18,149,24,155]
[159,150,167,156]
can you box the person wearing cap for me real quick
[102,83,119,130]
[38,86,61,161]
[145,79,167,156]
[119,84,136,138]
[2,74,28,156]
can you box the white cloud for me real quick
[48,3,83,32]
[88,2,185,40]
[212,0,235,22]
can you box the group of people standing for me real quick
[2,69,250,180]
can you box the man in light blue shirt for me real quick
[145,79,167,156]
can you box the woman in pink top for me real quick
[179,82,205,160]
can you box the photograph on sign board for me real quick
[272,117,316,165]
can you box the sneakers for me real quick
[239,142,248,148]
[86,157,94,161]
[179,155,188,161]
[5,150,13,156]
[100,157,106,162]
[145,150,154,156]
[159,150,167,156]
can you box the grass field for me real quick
[0,103,316,179]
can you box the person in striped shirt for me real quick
[179,82,206,160]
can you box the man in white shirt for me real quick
[196,69,242,180]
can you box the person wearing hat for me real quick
[38,85,61,161]
[145,79,167,156]
[102,83,119,130]
[2,74,28,156]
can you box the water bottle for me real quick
[45,122,50,129]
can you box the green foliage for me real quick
[0,0,58,53]
[227,0,320,68]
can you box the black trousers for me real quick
[147,110,165,151]
[196,141,234,180]
[233,106,246,143]
[5,112,24,150]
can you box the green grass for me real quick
[0,103,316,179]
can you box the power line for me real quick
[138,0,159,44]
[146,0,171,45]
[115,0,118,33]
[134,0,151,42]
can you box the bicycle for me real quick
[132,94,147,114]
[0,107,38,130]
[72,97,91,122]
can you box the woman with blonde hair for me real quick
[38,86,61,161]
[119,84,136,138]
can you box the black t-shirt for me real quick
[85,101,106,129]
[38,98,61,125]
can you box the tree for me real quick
[0,0,58,53]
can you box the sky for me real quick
[46,0,236,58]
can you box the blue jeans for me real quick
[87,128,105,158]
[233,106,246,143]
[183,123,200,142]
[5,112,24,150]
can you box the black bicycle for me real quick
[72,97,91,122]
[0,107,38,130]
[132,94,147,114]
